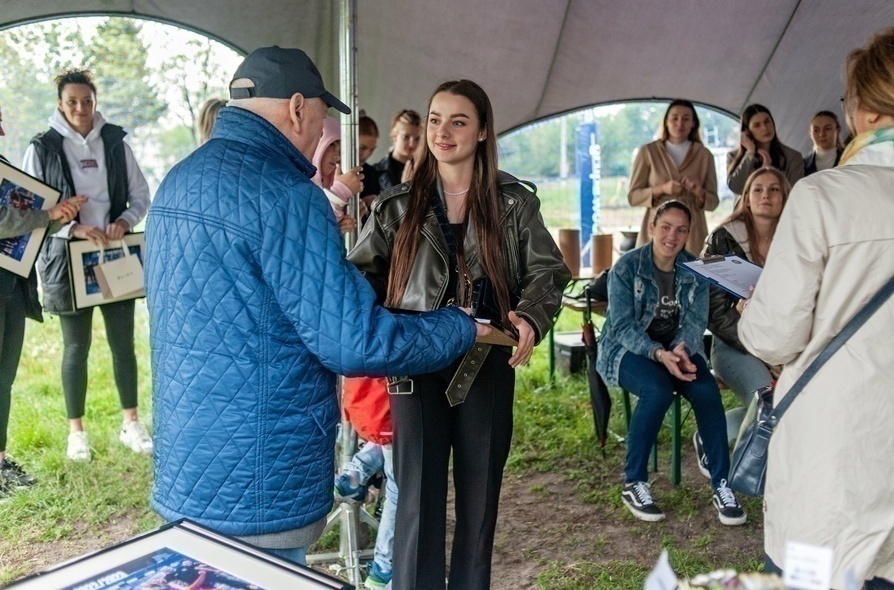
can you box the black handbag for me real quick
[729,274,894,497]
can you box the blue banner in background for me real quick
[577,122,601,241]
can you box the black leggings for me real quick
[0,283,27,451]
[59,300,138,420]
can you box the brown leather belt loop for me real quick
[444,344,491,407]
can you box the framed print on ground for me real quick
[0,159,62,278]
[68,232,146,309]
[6,520,353,590]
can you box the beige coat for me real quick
[628,140,719,255]
[739,141,894,588]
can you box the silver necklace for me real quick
[444,188,470,196]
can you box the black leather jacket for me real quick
[348,171,570,344]
[704,224,751,353]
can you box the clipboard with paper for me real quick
[676,255,762,299]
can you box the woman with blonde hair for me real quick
[693,168,790,468]
[196,98,226,145]
[739,27,894,587]
[373,109,421,192]
[628,99,719,255]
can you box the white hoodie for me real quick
[22,109,150,237]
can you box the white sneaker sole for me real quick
[622,496,666,522]
[717,511,747,526]
[119,433,153,455]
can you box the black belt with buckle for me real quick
[387,377,414,395]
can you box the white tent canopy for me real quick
[1,1,891,150]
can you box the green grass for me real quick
[0,301,763,587]
[0,301,161,582]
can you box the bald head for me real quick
[230,93,328,160]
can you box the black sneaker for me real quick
[693,432,710,479]
[0,457,36,488]
[713,479,746,526]
[621,481,665,522]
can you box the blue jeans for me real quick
[268,546,308,566]
[345,441,396,574]
[710,338,774,443]
[619,352,729,488]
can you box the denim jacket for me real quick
[596,243,708,386]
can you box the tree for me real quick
[87,19,166,133]
[0,18,166,165]
[0,21,90,163]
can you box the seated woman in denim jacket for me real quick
[596,201,746,526]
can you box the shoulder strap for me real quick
[770,274,894,423]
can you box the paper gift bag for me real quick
[94,240,144,299]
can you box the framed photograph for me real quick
[0,159,62,278]
[6,520,353,589]
[68,232,146,309]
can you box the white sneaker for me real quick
[67,431,91,462]
[119,420,153,455]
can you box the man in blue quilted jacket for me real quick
[145,47,482,565]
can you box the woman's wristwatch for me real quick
[652,348,664,363]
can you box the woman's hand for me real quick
[336,165,364,195]
[740,131,756,153]
[337,215,357,234]
[660,179,682,197]
[681,176,703,196]
[48,195,87,223]
[736,285,755,315]
[105,219,129,240]
[401,157,415,183]
[756,149,771,168]
[71,223,109,247]
[656,344,697,382]
[507,311,535,368]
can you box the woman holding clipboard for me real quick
[348,79,569,589]
[596,200,746,526]
[698,168,790,452]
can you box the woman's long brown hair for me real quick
[385,80,512,326]
[726,167,791,266]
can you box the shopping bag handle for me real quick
[97,240,129,263]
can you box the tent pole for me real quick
[337,0,364,587]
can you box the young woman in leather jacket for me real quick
[348,79,570,590]
[703,167,789,442]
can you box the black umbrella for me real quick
[581,286,611,456]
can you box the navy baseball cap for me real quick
[229,46,350,114]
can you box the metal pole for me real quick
[338,0,362,587]
[340,0,360,246]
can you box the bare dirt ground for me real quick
[2,453,763,589]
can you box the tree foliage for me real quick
[87,19,166,132]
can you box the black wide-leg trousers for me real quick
[391,348,514,590]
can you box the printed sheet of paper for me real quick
[677,255,762,299]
